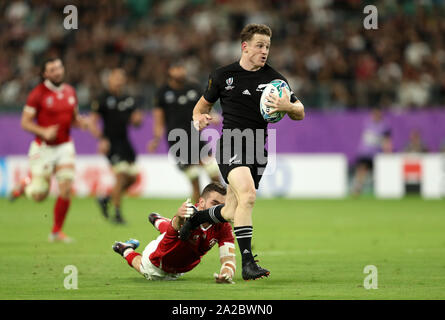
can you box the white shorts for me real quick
[112,161,139,176]
[28,140,76,180]
[139,233,183,281]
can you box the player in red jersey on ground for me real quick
[113,182,236,283]
[10,57,86,242]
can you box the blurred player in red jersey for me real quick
[113,182,236,283]
[10,58,86,242]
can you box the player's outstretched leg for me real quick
[113,239,144,274]
[9,176,31,202]
[112,239,140,256]
[148,212,170,232]
[179,204,226,240]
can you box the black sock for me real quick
[234,226,254,266]
[115,206,122,219]
[190,204,226,228]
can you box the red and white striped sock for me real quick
[157,219,171,233]
[124,250,141,267]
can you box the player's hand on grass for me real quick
[213,272,234,284]
[42,125,58,141]
[98,138,110,155]
[193,113,212,131]
[265,91,291,115]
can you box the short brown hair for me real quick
[201,182,227,198]
[240,24,272,43]
[40,57,62,81]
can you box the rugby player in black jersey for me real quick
[147,62,221,202]
[88,68,143,224]
[179,24,305,280]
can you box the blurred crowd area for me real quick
[1,0,445,111]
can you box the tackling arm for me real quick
[171,199,194,231]
[214,242,236,284]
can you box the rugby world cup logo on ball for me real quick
[260,79,290,123]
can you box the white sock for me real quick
[123,248,134,258]
[154,218,169,230]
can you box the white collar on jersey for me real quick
[44,79,65,92]
[200,223,212,232]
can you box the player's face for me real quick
[44,59,65,86]
[243,34,271,68]
[199,191,226,211]
[109,69,127,92]
[168,66,186,83]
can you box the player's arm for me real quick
[214,242,236,284]
[86,100,111,154]
[71,107,89,129]
[147,107,165,153]
[285,98,305,121]
[85,111,103,139]
[192,96,214,131]
[171,199,195,231]
[21,106,58,142]
[130,109,144,128]
[265,92,305,121]
[85,110,110,155]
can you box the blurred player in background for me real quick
[147,62,221,202]
[11,57,86,242]
[88,68,143,224]
[113,182,236,283]
[352,107,392,196]
[403,129,429,153]
[179,24,305,280]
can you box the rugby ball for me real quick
[259,79,290,123]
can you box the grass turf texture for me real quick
[1,197,445,300]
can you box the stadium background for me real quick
[1,0,445,300]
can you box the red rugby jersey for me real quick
[149,222,234,274]
[25,80,78,145]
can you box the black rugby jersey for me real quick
[203,62,297,130]
[155,82,202,147]
[91,91,138,143]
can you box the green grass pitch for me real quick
[1,197,445,300]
